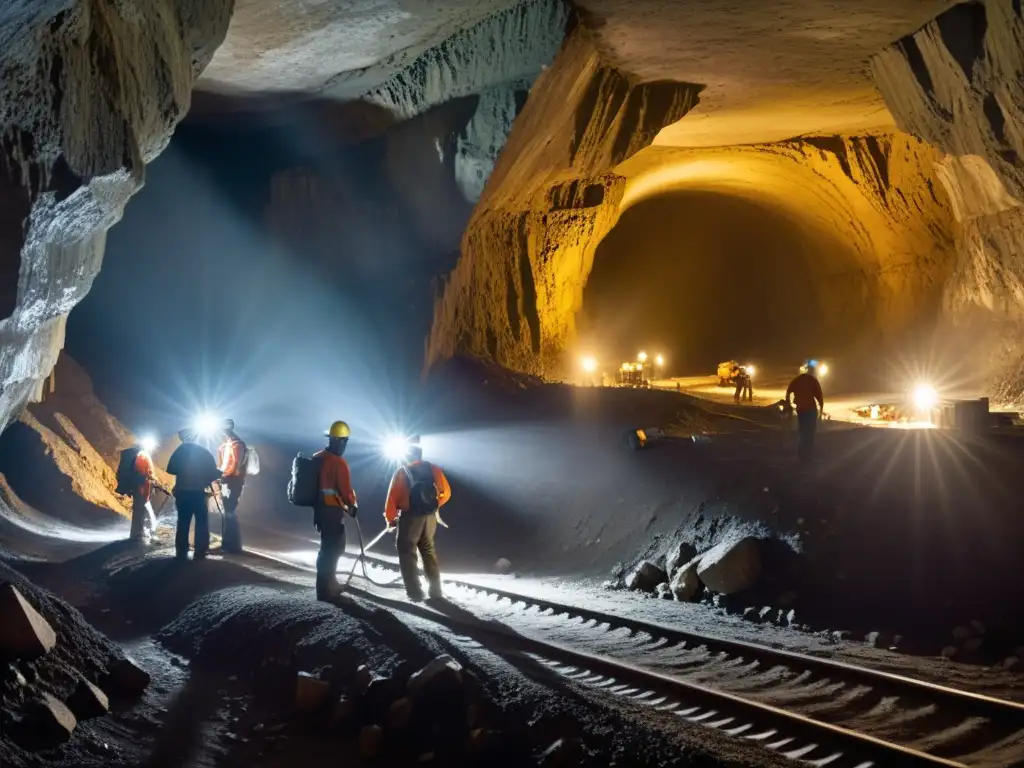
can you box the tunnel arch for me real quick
[579,187,862,372]
[571,137,959,374]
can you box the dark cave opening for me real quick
[580,189,849,374]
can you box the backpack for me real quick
[287,453,320,507]
[404,462,439,516]
[243,445,261,476]
[115,446,144,495]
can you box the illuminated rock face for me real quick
[427,28,702,374]
[872,0,1024,399]
[426,23,957,375]
[0,1,233,432]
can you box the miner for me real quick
[384,436,452,602]
[785,362,825,461]
[313,420,358,601]
[216,419,248,554]
[166,429,222,560]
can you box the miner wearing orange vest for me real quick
[312,420,358,601]
[384,437,451,602]
[128,446,158,544]
[216,419,248,553]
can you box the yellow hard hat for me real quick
[327,420,351,439]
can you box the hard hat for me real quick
[223,418,235,431]
[179,428,197,443]
[326,420,351,439]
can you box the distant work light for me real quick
[139,435,158,454]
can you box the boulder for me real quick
[655,582,672,599]
[359,724,384,759]
[102,656,151,696]
[665,541,698,578]
[363,676,403,722]
[66,679,109,720]
[329,695,357,728]
[625,561,667,593]
[389,696,412,731]
[0,583,57,659]
[294,672,330,712]
[352,664,373,693]
[407,654,463,698]
[30,694,77,746]
[493,558,512,574]
[669,560,700,602]
[696,537,761,595]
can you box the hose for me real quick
[341,516,404,590]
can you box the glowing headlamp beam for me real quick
[139,435,158,454]
[382,434,412,461]
[192,411,222,439]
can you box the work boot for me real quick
[317,576,342,602]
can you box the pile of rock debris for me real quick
[0,566,150,762]
[614,534,762,603]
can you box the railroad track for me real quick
[241,547,1024,767]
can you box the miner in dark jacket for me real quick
[166,429,221,560]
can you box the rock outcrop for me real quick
[0,0,233,435]
[871,0,1024,398]
[0,353,169,531]
[427,27,702,374]
[363,0,569,202]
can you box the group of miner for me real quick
[117,420,451,605]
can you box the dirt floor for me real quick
[1,544,797,768]
[4,355,1024,767]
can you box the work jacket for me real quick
[217,434,247,480]
[384,460,451,525]
[314,449,356,510]
[786,373,824,414]
[167,442,221,493]
[134,451,154,502]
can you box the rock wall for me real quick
[426,27,702,375]
[0,0,234,434]
[871,0,1024,397]
[364,0,569,201]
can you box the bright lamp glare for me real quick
[192,411,221,438]
[383,434,411,461]
[637,351,648,363]
[744,364,755,377]
[819,363,829,377]
[655,354,664,367]
[580,355,597,373]
[139,435,158,454]
[911,383,939,412]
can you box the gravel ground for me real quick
[2,546,798,768]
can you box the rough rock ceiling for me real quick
[197,0,958,145]
[198,0,523,97]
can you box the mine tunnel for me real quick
[4,1,1024,767]
[582,189,848,370]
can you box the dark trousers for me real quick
[742,382,753,401]
[734,380,743,402]
[220,478,245,553]
[396,513,441,598]
[314,507,346,594]
[797,410,818,460]
[175,491,210,559]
